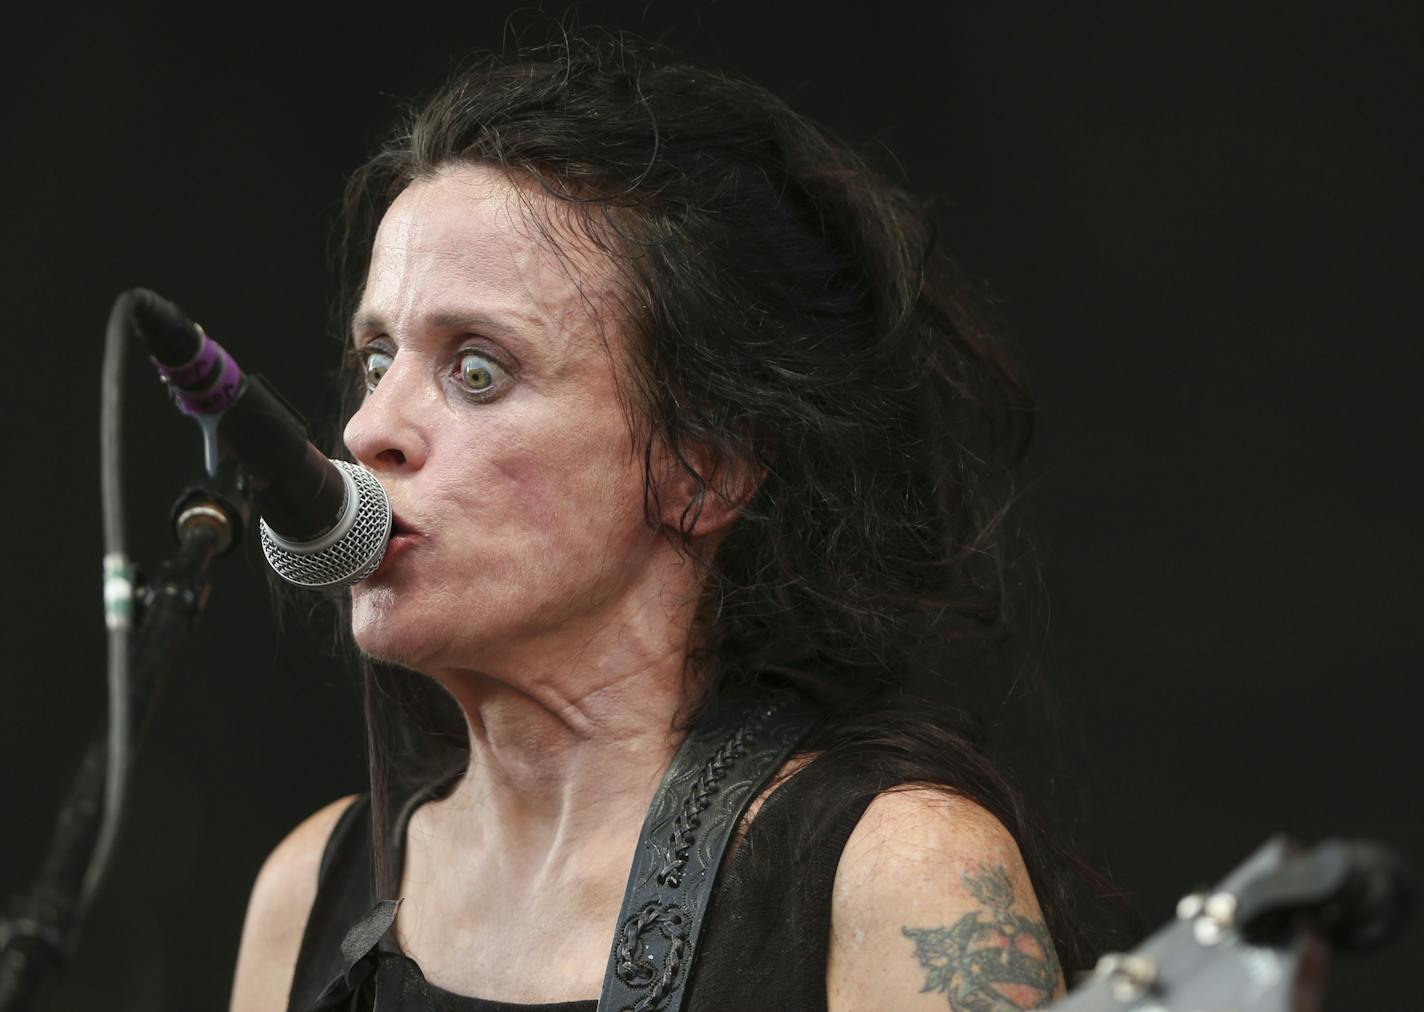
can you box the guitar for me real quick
[1050,837,1415,1011]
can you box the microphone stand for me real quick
[0,463,251,1011]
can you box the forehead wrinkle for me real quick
[360,179,543,334]
[360,165,629,391]
[491,236,589,376]
[465,174,625,382]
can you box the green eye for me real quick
[458,351,502,394]
[363,350,393,390]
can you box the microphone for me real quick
[131,289,391,588]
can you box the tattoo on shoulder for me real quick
[901,861,1063,1010]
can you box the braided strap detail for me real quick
[655,702,778,889]
[598,692,811,1012]
[614,902,689,1011]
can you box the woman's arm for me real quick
[229,795,359,1012]
[827,789,1065,1011]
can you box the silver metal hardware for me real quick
[102,552,133,631]
[1176,891,1206,920]
[1093,952,1158,1002]
[176,503,233,555]
[1203,890,1237,926]
[260,460,391,588]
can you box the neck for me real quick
[425,609,705,866]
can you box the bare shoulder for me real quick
[229,794,361,1012]
[827,788,1065,1011]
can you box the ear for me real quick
[656,441,763,540]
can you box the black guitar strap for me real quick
[596,692,813,1012]
[316,692,812,1011]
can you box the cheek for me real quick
[483,403,647,529]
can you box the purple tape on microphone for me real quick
[150,331,244,416]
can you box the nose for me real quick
[343,357,430,474]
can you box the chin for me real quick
[349,585,444,670]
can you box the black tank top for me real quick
[287,755,891,1011]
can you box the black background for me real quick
[1,3,1419,1008]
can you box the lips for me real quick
[362,509,422,581]
[388,510,421,539]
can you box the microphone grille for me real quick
[259,460,392,588]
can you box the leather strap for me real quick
[596,692,813,1012]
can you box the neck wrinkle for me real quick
[430,651,699,867]
[411,544,713,869]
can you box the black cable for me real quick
[86,291,139,921]
[0,290,249,1010]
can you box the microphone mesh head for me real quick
[259,460,391,588]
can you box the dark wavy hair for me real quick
[327,29,1118,973]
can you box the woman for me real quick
[231,31,1096,1012]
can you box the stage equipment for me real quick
[0,288,386,1009]
[135,290,391,588]
[1050,836,1415,1011]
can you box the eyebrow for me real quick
[349,308,541,342]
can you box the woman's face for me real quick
[343,163,670,676]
